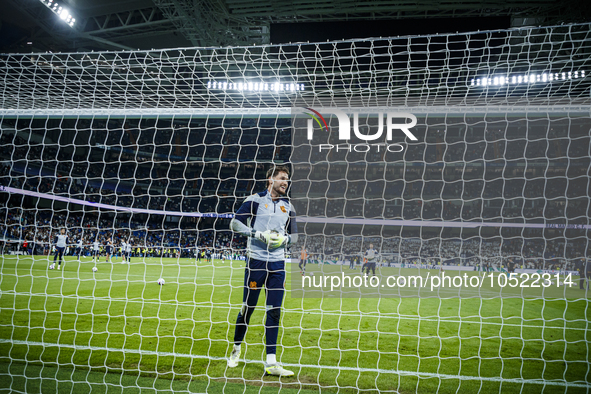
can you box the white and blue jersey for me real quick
[55,234,68,249]
[233,190,297,262]
[365,248,378,263]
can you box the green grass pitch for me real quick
[0,255,589,393]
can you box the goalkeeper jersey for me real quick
[55,234,68,248]
[365,248,378,262]
[234,190,297,262]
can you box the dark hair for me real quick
[266,165,290,184]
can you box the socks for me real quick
[266,354,276,364]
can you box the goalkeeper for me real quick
[227,165,298,377]
[363,243,378,277]
[52,228,68,270]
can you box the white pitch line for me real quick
[0,338,588,389]
[0,290,588,332]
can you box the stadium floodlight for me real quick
[470,70,586,87]
[38,0,76,27]
[206,79,305,93]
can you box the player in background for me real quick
[299,246,308,275]
[53,228,68,270]
[126,238,132,263]
[76,238,83,262]
[114,239,120,262]
[227,165,298,377]
[92,237,100,263]
[579,259,589,290]
[121,240,127,263]
[105,237,113,263]
[352,256,358,270]
[363,243,378,277]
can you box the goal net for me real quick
[0,22,590,393]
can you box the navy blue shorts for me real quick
[55,247,65,255]
[242,258,285,308]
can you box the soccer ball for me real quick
[49,264,55,270]
[157,278,165,285]
[92,267,98,272]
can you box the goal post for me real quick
[0,22,590,393]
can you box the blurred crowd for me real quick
[1,206,586,272]
[299,235,586,271]
[0,206,246,259]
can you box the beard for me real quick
[272,182,287,196]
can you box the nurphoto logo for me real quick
[300,107,418,153]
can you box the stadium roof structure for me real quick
[0,0,588,52]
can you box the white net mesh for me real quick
[0,22,590,393]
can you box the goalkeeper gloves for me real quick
[268,233,288,249]
[252,230,289,249]
[253,230,273,244]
